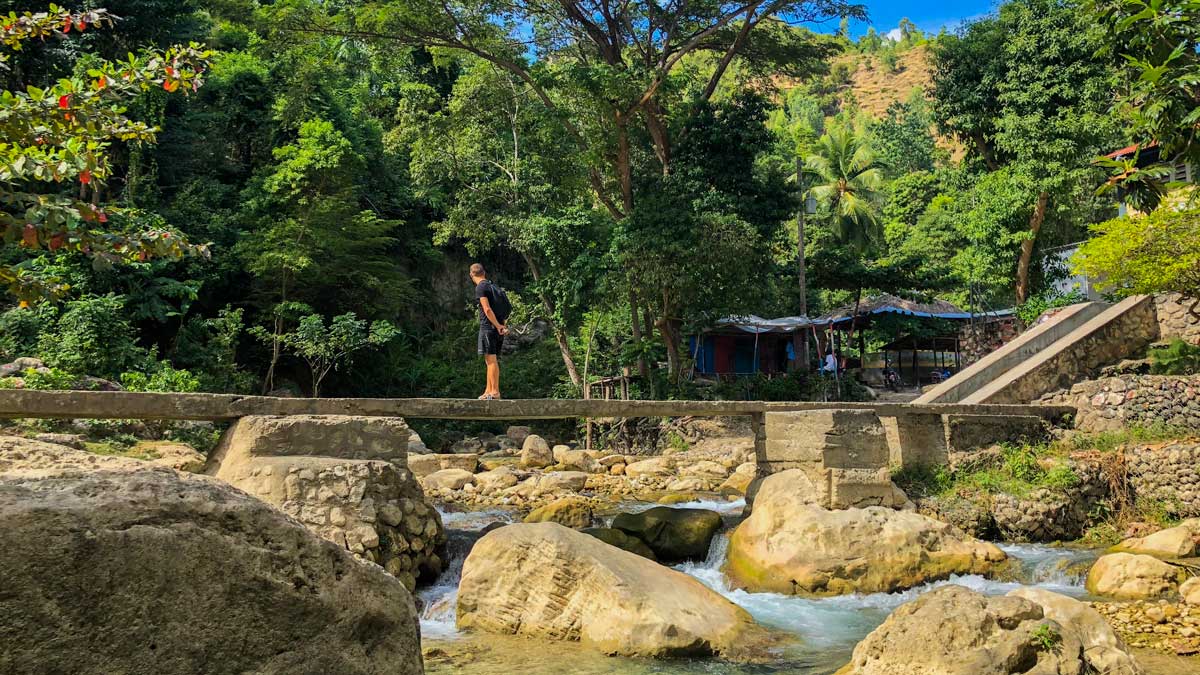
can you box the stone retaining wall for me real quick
[1128,441,1200,517]
[206,415,446,590]
[1040,374,1200,432]
[1155,293,1200,345]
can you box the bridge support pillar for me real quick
[750,409,905,510]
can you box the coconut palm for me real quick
[805,126,886,253]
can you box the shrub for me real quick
[0,304,54,361]
[38,295,146,379]
[120,364,201,393]
[1148,339,1200,375]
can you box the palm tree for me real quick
[805,126,885,253]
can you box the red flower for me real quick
[58,94,70,109]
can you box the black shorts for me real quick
[478,326,504,356]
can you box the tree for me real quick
[872,94,938,177]
[0,5,211,302]
[805,125,885,253]
[398,59,600,386]
[931,0,1119,304]
[256,312,399,398]
[1073,208,1200,304]
[1093,0,1199,209]
[238,118,412,392]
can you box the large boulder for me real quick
[727,470,1006,595]
[680,460,729,480]
[836,585,1141,675]
[612,506,722,562]
[1114,520,1200,558]
[582,527,657,560]
[456,523,761,657]
[1086,553,1183,599]
[718,462,757,496]
[524,496,594,529]
[1008,587,1143,675]
[0,440,423,675]
[520,435,553,469]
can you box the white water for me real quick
[672,536,1094,652]
[420,515,1098,653]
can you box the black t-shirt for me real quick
[475,280,501,328]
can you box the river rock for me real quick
[1114,520,1200,558]
[0,440,423,674]
[555,448,601,473]
[520,435,553,469]
[836,585,1140,675]
[1009,587,1143,674]
[1086,553,1184,599]
[506,426,532,444]
[536,471,588,493]
[456,522,760,657]
[612,506,722,561]
[408,452,479,477]
[582,527,657,560]
[719,463,756,495]
[475,466,519,493]
[1181,577,1200,605]
[665,477,708,492]
[624,457,674,478]
[423,468,476,491]
[727,470,1005,595]
[680,460,729,480]
[524,496,594,529]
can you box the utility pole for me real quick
[794,155,810,372]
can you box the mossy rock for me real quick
[524,497,593,529]
[581,527,657,561]
[611,506,722,562]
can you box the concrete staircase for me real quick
[916,296,1158,405]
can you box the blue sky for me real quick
[819,1,998,38]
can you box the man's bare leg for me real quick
[485,354,500,397]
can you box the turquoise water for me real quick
[420,507,1097,674]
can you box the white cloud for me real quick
[885,27,903,41]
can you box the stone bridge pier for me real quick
[750,408,1049,509]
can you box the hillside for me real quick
[840,45,935,119]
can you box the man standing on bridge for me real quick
[470,263,510,400]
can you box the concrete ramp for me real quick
[917,296,1157,405]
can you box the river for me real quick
[418,501,1099,674]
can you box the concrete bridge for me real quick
[0,390,1072,509]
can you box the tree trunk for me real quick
[795,156,810,372]
[629,291,648,380]
[1016,191,1049,305]
[521,253,582,386]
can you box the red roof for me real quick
[1105,141,1158,159]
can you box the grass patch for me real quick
[83,439,155,460]
[1067,423,1195,453]
[893,443,1079,500]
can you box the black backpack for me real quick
[488,281,512,324]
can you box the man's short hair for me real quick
[469,263,486,277]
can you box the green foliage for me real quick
[1093,0,1200,208]
[1031,624,1062,652]
[1016,289,1086,326]
[119,364,200,393]
[1074,207,1200,299]
[1148,339,1200,376]
[37,294,145,378]
[0,5,212,302]
[254,312,398,397]
[0,303,49,359]
[0,366,77,390]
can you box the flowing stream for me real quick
[419,509,1099,674]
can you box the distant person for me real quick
[470,263,511,400]
[822,350,838,375]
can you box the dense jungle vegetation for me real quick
[0,0,1196,403]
